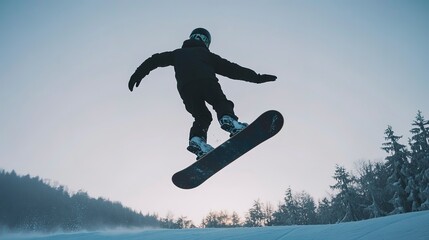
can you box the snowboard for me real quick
[172,110,284,189]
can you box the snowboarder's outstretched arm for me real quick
[213,54,277,84]
[129,52,173,91]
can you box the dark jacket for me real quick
[130,39,261,91]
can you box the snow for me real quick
[3,211,429,240]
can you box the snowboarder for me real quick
[128,28,277,160]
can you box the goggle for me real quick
[190,33,210,48]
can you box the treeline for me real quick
[0,170,159,232]
[162,110,429,228]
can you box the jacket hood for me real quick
[182,39,208,49]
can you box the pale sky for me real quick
[1,0,428,223]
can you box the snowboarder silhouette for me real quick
[129,28,277,159]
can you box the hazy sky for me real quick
[1,1,428,223]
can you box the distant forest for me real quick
[0,170,160,232]
[1,111,428,231]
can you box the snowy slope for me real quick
[3,211,429,240]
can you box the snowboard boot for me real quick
[187,136,214,160]
[219,115,249,137]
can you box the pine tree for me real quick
[356,161,391,218]
[244,200,268,227]
[409,111,429,210]
[382,126,411,214]
[231,212,242,227]
[330,165,360,222]
[272,188,296,225]
[316,197,337,224]
[272,188,317,225]
[296,191,317,224]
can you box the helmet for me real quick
[189,28,211,48]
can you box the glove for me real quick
[128,74,142,92]
[255,74,277,84]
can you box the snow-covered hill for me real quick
[3,211,429,240]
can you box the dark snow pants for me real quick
[179,80,238,141]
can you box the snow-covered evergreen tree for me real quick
[356,161,389,218]
[408,111,429,210]
[382,126,411,214]
[272,188,317,225]
[316,196,338,224]
[330,165,360,222]
[272,188,296,225]
[244,200,269,227]
[297,191,317,224]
